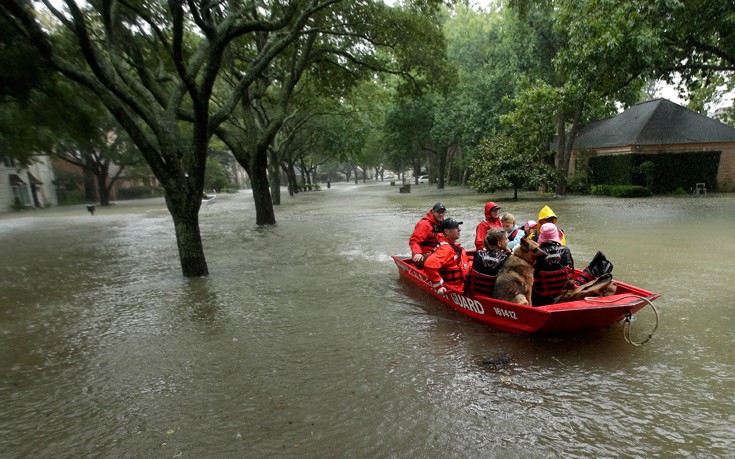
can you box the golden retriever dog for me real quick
[491,237,546,306]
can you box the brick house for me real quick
[570,99,735,191]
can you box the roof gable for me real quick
[573,99,735,149]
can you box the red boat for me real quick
[392,255,660,335]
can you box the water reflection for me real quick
[1,186,734,457]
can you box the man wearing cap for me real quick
[474,201,503,251]
[532,222,575,306]
[424,218,471,295]
[409,202,446,267]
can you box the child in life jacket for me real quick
[501,212,523,251]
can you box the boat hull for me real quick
[392,255,659,334]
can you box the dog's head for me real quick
[513,237,546,265]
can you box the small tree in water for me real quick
[469,134,557,200]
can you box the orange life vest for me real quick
[435,241,466,283]
[418,218,441,253]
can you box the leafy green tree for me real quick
[469,133,556,199]
[384,96,436,183]
[2,0,362,276]
[204,156,230,193]
[214,0,448,223]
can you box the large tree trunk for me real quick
[96,171,111,206]
[438,145,448,190]
[268,149,281,205]
[251,143,276,225]
[165,191,208,277]
[221,130,277,225]
[84,169,97,202]
[555,98,586,195]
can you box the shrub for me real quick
[638,161,655,190]
[567,171,590,194]
[117,185,157,200]
[672,187,688,196]
[590,185,651,197]
[57,189,86,206]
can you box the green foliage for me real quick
[469,133,556,196]
[117,186,162,200]
[638,160,655,190]
[590,152,720,193]
[590,155,635,186]
[567,171,590,194]
[590,185,651,198]
[672,187,688,196]
[204,156,231,192]
[56,189,86,206]
[297,183,321,192]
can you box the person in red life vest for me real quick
[501,212,523,251]
[532,222,575,306]
[424,218,471,295]
[474,201,502,251]
[472,227,512,276]
[409,202,446,267]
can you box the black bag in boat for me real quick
[588,251,613,277]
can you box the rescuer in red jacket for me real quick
[409,202,446,267]
[474,201,502,251]
[424,218,471,295]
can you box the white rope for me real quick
[585,295,659,346]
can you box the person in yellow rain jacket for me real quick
[528,205,567,245]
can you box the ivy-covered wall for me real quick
[589,151,721,193]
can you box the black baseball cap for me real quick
[432,202,446,212]
[441,218,463,230]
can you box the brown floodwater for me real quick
[1,182,733,457]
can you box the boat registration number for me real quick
[492,307,518,320]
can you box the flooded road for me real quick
[1,182,734,457]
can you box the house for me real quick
[1,155,57,212]
[570,99,735,191]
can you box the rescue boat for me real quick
[392,255,660,335]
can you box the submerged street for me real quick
[1,182,734,457]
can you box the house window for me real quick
[4,157,17,168]
[11,184,32,207]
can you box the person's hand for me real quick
[436,286,447,295]
[412,253,423,263]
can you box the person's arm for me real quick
[424,247,448,292]
[409,220,430,260]
[508,228,522,250]
[474,223,485,251]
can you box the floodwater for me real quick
[1,182,734,458]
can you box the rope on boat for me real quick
[585,295,659,346]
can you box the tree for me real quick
[549,0,735,165]
[500,0,639,195]
[2,0,352,276]
[470,133,556,199]
[54,124,144,206]
[213,1,447,224]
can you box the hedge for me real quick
[589,151,720,193]
[590,185,651,197]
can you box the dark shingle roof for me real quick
[573,98,735,149]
